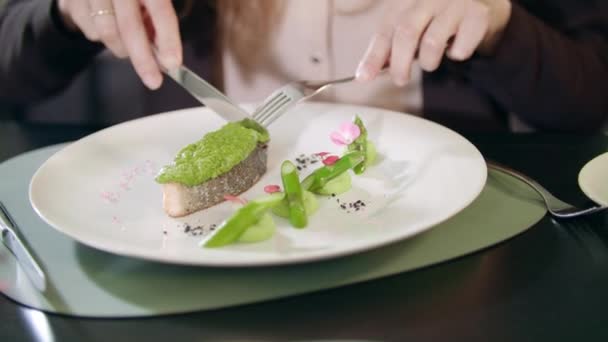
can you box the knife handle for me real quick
[0,201,47,292]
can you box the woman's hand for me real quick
[57,0,182,89]
[356,0,512,86]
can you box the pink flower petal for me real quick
[322,155,340,166]
[315,152,330,157]
[330,132,348,146]
[264,185,281,194]
[339,122,361,142]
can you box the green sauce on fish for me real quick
[156,119,269,186]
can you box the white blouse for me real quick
[222,0,423,115]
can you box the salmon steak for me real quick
[156,119,270,217]
[161,145,267,217]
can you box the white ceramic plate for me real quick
[30,103,486,266]
[578,152,608,206]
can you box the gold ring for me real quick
[89,9,115,18]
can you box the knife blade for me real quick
[0,201,46,292]
[165,65,250,122]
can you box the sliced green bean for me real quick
[347,116,369,174]
[201,192,284,248]
[281,160,307,228]
[302,152,365,192]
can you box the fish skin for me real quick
[162,145,268,217]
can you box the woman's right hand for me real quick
[57,0,182,89]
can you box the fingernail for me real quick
[356,65,371,81]
[449,48,466,61]
[163,54,181,70]
[144,73,162,90]
[394,77,407,87]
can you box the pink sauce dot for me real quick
[125,169,136,179]
[144,160,157,173]
[264,185,282,194]
[112,216,122,224]
[322,155,340,166]
[101,160,159,203]
[100,191,119,203]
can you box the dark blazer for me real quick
[1,0,607,132]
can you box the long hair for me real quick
[178,0,282,67]
[216,0,282,67]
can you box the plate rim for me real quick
[578,151,608,207]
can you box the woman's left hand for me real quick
[356,0,512,86]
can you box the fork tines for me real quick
[253,92,292,127]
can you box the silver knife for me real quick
[0,201,46,292]
[165,65,250,122]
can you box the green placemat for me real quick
[0,144,545,317]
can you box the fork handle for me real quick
[303,68,389,88]
[303,75,356,88]
[487,161,571,208]
[488,161,607,219]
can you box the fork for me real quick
[251,69,389,127]
[488,161,607,219]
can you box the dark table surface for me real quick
[1,120,607,342]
